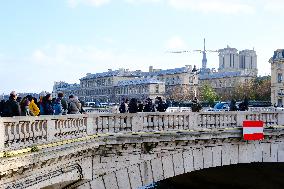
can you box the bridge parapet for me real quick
[0,111,282,153]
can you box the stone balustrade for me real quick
[84,107,113,114]
[0,111,283,152]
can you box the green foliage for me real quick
[232,76,271,101]
[200,84,219,106]
[31,146,39,152]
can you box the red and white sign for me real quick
[243,120,264,140]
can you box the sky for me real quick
[0,0,283,94]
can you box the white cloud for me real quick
[261,0,284,13]
[124,0,161,4]
[67,0,110,8]
[167,0,255,14]
[165,36,188,50]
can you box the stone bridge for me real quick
[1,111,284,189]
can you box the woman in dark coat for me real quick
[42,94,54,115]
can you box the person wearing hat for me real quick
[2,91,21,117]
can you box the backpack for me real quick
[53,102,63,115]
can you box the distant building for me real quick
[270,49,284,106]
[218,46,257,75]
[79,69,142,102]
[114,78,165,101]
[144,65,198,100]
[52,81,81,99]
[52,46,258,102]
[53,65,198,103]
[200,46,257,98]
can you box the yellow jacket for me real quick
[29,99,40,116]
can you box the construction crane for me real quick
[169,38,218,70]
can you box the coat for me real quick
[68,99,81,114]
[29,99,40,116]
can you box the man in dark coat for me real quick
[2,91,21,117]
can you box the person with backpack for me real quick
[67,95,81,114]
[58,92,68,115]
[53,98,63,115]
[2,91,21,117]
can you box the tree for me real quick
[167,85,195,102]
[231,76,271,101]
[254,76,271,101]
[200,83,219,107]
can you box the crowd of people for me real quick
[0,91,85,117]
[118,96,168,113]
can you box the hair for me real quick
[69,95,74,99]
[26,95,33,101]
[58,92,64,98]
[45,94,51,101]
[9,91,17,99]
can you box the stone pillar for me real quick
[87,115,95,135]
[277,112,284,126]
[236,111,247,127]
[47,119,56,142]
[190,112,199,130]
[132,114,143,132]
[0,119,4,152]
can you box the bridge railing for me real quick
[0,111,283,152]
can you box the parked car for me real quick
[204,102,237,112]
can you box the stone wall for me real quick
[1,111,284,188]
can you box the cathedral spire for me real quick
[202,38,207,69]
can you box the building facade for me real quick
[114,78,165,101]
[79,69,142,102]
[144,65,198,100]
[199,70,256,99]
[52,46,258,103]
[53,65,198,103]
[200,46,258,99]
[270,49,284,107]
[52,81,81,99]
[218,46,257,75]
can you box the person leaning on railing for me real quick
[1,91,21,117]
[27,95,40,116]
[67,95,81,114]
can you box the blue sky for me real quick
[0,0,283,94]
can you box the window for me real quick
[278,73,283,83]
[155,85,159,93]
[230,54,232,67]
[278,99,283,107]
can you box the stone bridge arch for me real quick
[83,139,284,189]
